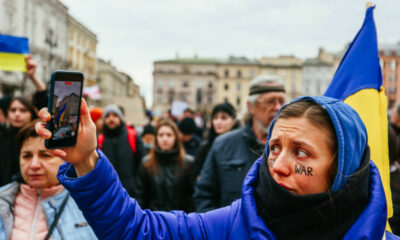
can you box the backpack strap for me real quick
[97,133,105,150]
[126,127,137,154]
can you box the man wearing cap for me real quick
[98,104,145,196]
[193,75,285,212]
[179,117,202,156]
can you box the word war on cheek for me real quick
[294,164,313,176]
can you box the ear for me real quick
[247,101,255,116]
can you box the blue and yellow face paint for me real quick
[0,34,29,72]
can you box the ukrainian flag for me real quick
[0,34,29,72]
[57,103,67,127]
[324,6,392,228]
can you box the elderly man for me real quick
[193,75,285,212]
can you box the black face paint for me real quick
[295,164,313,176]
[268,158,276,168]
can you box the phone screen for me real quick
[46,71,83,149]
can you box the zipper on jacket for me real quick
[29,189,42,240]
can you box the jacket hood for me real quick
[265,96,367,191]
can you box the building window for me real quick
[208,94,212,104]
[183,94,187,102]
[236,83,241,91]
[157,79,163,86]
[168,90,174,104]
[208,82,213,89]
[249,69,255,78]
[292,83,296,93]
[380,59,384,69]
[390,73,396,82]
[197,81,203,88]
[157,93,163,103]
[389,86,396,94]
[237,70,242,78]
[224,97,228,103]
[168,80,174,87]
[183,81,188,87]
[196,89,202,104]
[224,70,229,78]
[236,97,241,106]
[224,83,229,91]
[390,60,397,71]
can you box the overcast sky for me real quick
[63,0,400,107]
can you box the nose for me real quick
[30,155,41,169]
[273,101,283,112]
[270,149,291,177]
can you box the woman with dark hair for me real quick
[0,120,97,239]
[35,97,399,239]
[0,96,39,186]
[192,102,239,181]
[135,118,194,211]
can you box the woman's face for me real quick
[20,137,64,188]
[267,117,335,195]
[157,126,176,151]
[212,112,235,135]
[8,100,32,128]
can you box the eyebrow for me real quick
[269,138,315,149]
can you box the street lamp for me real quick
[45,29,58,82]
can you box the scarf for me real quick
[254,149,370,240]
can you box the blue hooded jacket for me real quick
[58,96,399,239]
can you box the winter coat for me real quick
[101,124,145,196]
[193,122,264,212]
[58,150,399,240]
[0,182,97,240]
[0,125,20,187]
[182,135,202,156]
[135,150,194,212]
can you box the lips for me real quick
[277,182,294,191]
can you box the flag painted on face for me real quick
[0,34,29,72]
[324,6,392,229]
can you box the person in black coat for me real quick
[135,118,194,212]
[0,97,38,186]
[99,104,145,197]
[192,102,240,182]
[178,117,202,156]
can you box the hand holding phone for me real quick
[45,71,84,149]
[36,96,98,177]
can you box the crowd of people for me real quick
[0,56,400,239]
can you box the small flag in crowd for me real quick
[83,85,102,100]
[0,34,29,72]
[324,6,392,228]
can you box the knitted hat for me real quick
[211,102,236,119]
[90,107,103,123]
[178,117,196,135]
[142,124,155,137]
[103,104,125,123]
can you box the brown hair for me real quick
[143,118,186,174]
[16,119,42,154]
[275,100,338,187]
[8,96,38,121]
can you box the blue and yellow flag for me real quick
[324,6,392,226]
[0,34,29,72]
[57,103,67,127]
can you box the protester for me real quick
[141,124,156,154]
[0,97,38,186]
[193,74,285,212]
[389,103,400,234]
[89,107,103,136]
[192,102,240,181]
[97,104,145,196]
[178,117,202,156]
[0,96,11,124]
[135,118,194,211]
[0,120,97,239]
[35,96,399,239]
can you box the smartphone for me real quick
[45,70,84,149]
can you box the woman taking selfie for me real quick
[135,118,194,212]
[192,102,239,180]
[0,120,97,239]
[36,97,399,239]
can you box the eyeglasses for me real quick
[255,98,285,108]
